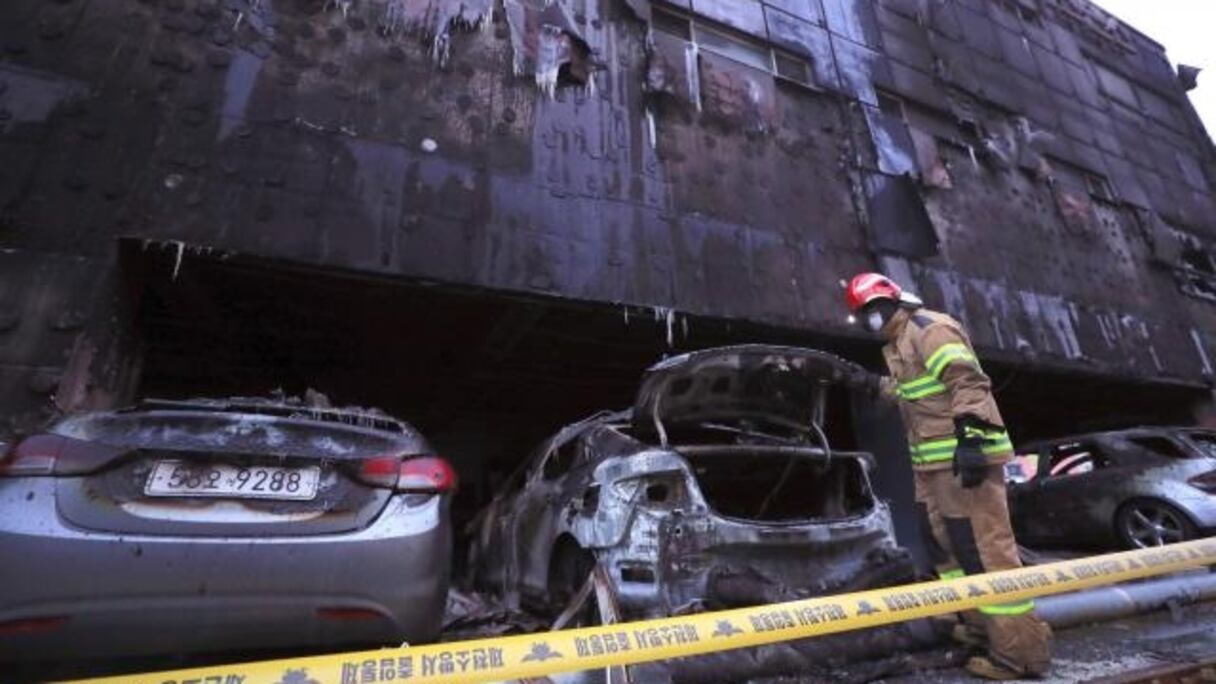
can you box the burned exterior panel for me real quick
[469,347,919,623]
[0,0,1214,441]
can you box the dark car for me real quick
[1008,427,1216,550]
[468,345,916,621]
[0,397,455,661]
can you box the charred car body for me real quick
[470,345,916,620]
[1008,427,1216,550]
[0,398,454,660]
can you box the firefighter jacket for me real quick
[880,308,1013,471]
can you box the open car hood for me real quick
[631,345,860,438]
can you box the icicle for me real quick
[170,241,185,282]
[968,144,979,170]
[652,306,676,347]
[623,307,630,325]
[534,26,565,99]
[685,43,702,112]
[645,108,657,149]
[681,315,689,339]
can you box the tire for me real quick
[547,538,599,626]
[1115,499,1197,549]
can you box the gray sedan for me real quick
[0,398,454,661]
[1009,427,1216,549]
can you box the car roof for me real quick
[1020,426,1207,452]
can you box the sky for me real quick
[1095,0,1216,139]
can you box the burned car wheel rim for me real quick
[1124,503,1187,548]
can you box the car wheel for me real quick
[548,538,599,626]
[1116,499,1196,549]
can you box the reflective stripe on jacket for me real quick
[881,308,1012,470]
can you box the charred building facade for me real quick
[2,0,1216,505]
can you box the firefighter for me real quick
[844,272,1052,680]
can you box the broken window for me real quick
[652,5,816,89]
[696,23,770,71]
[652,7,692,40]
[1046,442,1108,477]
[863,172,941,258]
[687,450,872,522]
[877,90,905,119]
[996,0,1043,27]
[1084,172,1116,203]
[1047,157,1115,203]
[1091,62,1138,108]
[543,438,584,480]
[1186,432,1216,459]
[1169,227,1216,303]
[773,50,814,87]
[1126,436,1188,460]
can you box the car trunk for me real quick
[50,400,429,537]
[678,445,875,522]
[655,446,908,612]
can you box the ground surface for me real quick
[879,601,1216,683]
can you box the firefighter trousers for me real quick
[915,464,1053,675]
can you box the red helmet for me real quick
[844,272,903,313]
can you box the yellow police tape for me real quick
[70,538,1216,684]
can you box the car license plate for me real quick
[144,461,320,501]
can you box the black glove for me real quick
[952,434,987,489]
[847,366,884,399]
[952,414,995,489]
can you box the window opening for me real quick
[997,0,1042,26]
[876,90,906,119]
[1092,62,1138,107]
[1047,442,1108,477]
[652,5,815,89]
[1084,172,1115,202]
[652,8,691,40]
[774,50,814,86]
[696,23,770,71]
[1126,436,1188,459]
[543,438,583,480]
[1187,432,1216,459]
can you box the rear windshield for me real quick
[682,447,874,523]
[1185,431,1216,459]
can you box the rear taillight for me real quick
[1188,471,1216,494]
[316,607,385,622]
[0,436,59,476]
[0,434,124,477]
[356,456,457,493]
[0,616,70,636]
[357,456,403,488]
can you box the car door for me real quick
[1011,440,1120,546]
[507,433,585,604]
[472,454,533,597]
[1007,446,1057,544]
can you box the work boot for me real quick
[966,656,1030,681]
[952,623,987,648]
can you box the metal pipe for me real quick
[1035,569,1216,629]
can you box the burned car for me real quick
[1008,427,1216,549]
[469,345,916,621]
[0,398,454,661]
